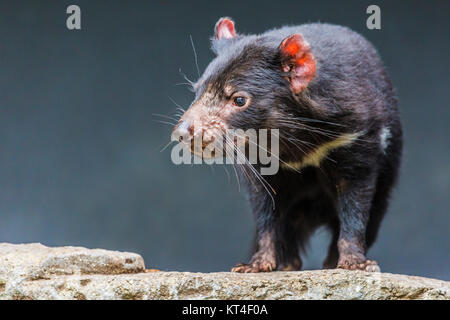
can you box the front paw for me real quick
[338,255,380,272]
[231,259,276,273]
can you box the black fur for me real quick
[193,23,402,271]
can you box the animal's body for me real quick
[172,18,402,272]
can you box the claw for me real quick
[338,259,380,272]
[231,260,276,273]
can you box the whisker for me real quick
[152,119,177,126]
[178,68,195,85]
[222,164,231,182]
[275,117,371,145]
[290,116,346,127]
[275,120,343,136]
[240,154,276,209]
[232,131,301,174]
[223,136,255,191]
[168,96,185,110]
[160,140,175,152]
[174,82,194,87]
[152,113,179,122]
[231,163,241,192]
[224,135,276,209]
[189,34,201,78]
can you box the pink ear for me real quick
[215,17,236,40]
[279,34,316,93]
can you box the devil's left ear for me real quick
[215,17,236,39]
[279,34,316,94]
[211,17,238,55]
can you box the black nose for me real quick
[171,120,193,142]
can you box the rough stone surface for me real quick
[0,243,448,300]
[0,243,145,280]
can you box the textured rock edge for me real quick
[0,243,448,300]
[1,269,449,300]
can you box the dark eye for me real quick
[233,96,247,107]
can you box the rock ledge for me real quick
[0,243,448,300]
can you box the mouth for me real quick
[188,136,221,159]
[184,133,250,160]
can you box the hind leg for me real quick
[366,174,394,250]
[325,165,398,271]
[366,165,400,250]
[336,175,381,272]
[367,120,402,247]
[336,161,401,273]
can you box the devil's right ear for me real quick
[211,17,238,55]
[279,34,316,94]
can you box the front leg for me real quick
[336,177,380,272]
[232,193,278,273]
[231,230,277,273]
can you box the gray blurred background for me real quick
[0,0,448,280]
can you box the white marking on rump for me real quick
[379,126,391,153]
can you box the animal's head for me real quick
[171,17,316,159]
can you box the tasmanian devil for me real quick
[171,18,402,272]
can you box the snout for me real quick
[171,120,194,143]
